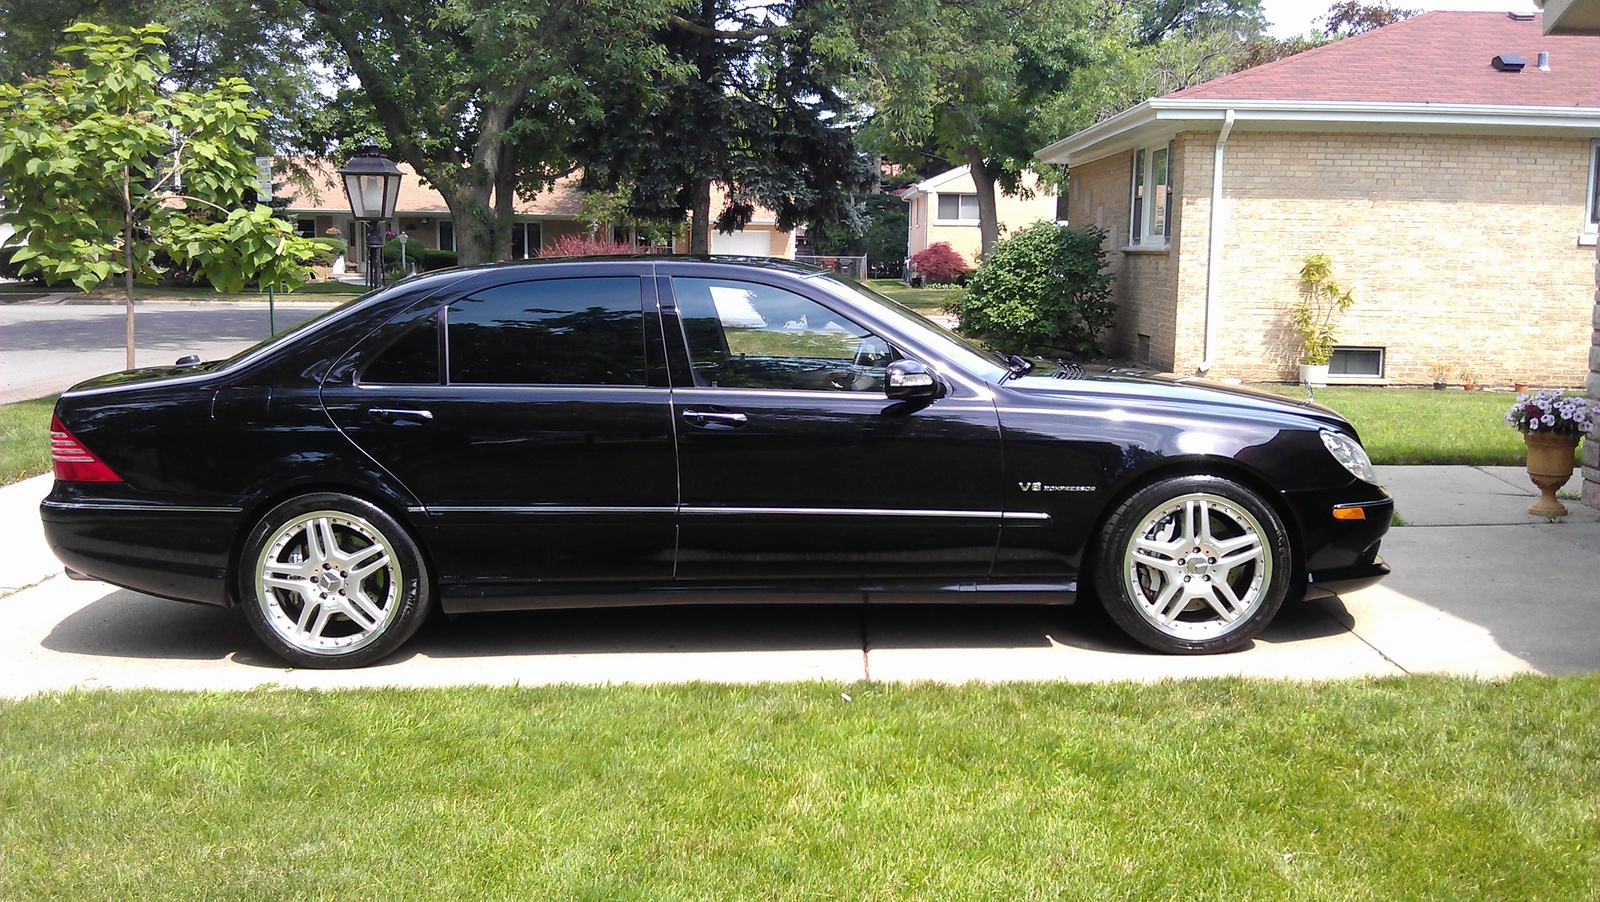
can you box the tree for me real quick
[0,22,318,367]
[1320,0,1416,35]
[297,0,677,266]
[847,0,1092,259]
[0,0,324,150]
[578,0,875,255]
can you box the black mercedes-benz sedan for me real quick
[41,258,1391,667]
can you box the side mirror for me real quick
[885,359,944,401]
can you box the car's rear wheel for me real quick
[239,493,430,668]
[1096,475,1290,654]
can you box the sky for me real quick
[1261,0,1542,37]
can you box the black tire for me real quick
[238,492,431,668]
[1095,475,1291,654]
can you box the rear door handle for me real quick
[682,408,748,429]
[368,407,434,424]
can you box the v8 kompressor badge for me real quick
[1018,482,1095,493]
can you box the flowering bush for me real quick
[1506,390,1595,439]
[537,235,638,258]
[909,242,970,285]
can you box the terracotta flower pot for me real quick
[1524,431,1579,517]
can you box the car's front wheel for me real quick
[1096,475,1291,654]
[239,493,431,668]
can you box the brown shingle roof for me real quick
[274,159,584,216]
[1170,12,1600,107]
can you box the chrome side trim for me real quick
[426,506,678,515]
[417,505,1051,521]
[682,506,1049,521]
[40,501,243,513]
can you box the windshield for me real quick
[813,276,1010,383]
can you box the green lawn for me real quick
[0,678,1594,899]
[863,277,964,315]
[1261,386,1534,466]
[0,395,56,486]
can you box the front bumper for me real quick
[1282,482,1393,599]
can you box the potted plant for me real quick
[1426,360,1452,390]
[1292,254,1354,387]
[1459,366,1480,392]
[1505,390,1596,517]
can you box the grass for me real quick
[863,277,964,315]
[0,678,1595,899]
[1263,386,1535,466]
[0,395,56,486]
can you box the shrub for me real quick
[950,222,1114,357]
[307,237,347,266]
[908,242,970,285]
[381,240,456,272]
[0,245,45,283]
[537,234,638,258]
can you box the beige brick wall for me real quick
[1177,131,1595,385]
[1067,151,1181,367]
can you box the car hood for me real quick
[1003,365,1354,432]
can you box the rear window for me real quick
[445,277,646,386]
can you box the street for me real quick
[0,299,335,403]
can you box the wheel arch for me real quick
[225,482,437,607]
[1082,456,1308,602]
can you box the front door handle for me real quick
[368,407,434,424]
[682,408,748,429]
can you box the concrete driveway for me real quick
[1,466,1595,697]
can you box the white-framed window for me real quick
[1329,346,1385,382]
[511,221,541,259]
[1129,141,1174,247]
[438,220,455,253]
[935,193,979,223]
[1584,138,1599,245]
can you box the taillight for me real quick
[50,415,123,483]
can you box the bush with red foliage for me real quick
[537,235,639,258]
[909,242,970,285]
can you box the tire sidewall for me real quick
[239,492,430,668]
[1096,475,1291,655]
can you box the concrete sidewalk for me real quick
[0,466,1594,696]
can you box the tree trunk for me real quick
[964,146,1000,260]
[442,182,497,267]
[492,143,518,260]
[689,176,713,255]
[123,169,135,370]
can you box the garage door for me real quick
[710,229,772,256]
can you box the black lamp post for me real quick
[338,145,404,290]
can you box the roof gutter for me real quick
[1198,109,1236,376]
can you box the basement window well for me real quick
[1329,347,1385,382]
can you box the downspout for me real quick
[1197,109,1236,375]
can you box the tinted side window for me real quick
[361,313,440,385]
[446,277,645,386]
[673,277,890,392]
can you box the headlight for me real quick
[1321,430,1376,484]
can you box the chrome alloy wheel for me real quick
[1122,492,1271,641]
[255,510,401,655]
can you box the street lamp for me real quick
[338,145,404,290]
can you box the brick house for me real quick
[1035,12,1600,386]
[272,160,795,274]
[901,165,1059,269]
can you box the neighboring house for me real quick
[901,165,1059,268]
[1036,11,1600,385]
[272,160,796,272]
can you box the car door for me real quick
[662,273,1004,583]
[322,268,677,597]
